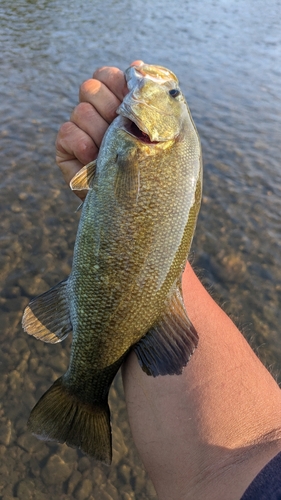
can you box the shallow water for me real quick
[1,0,281,498]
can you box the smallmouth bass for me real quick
[22,64,203,464]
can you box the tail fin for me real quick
[28,377,112,464]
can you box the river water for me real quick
[1,0,281,498]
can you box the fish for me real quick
[22,63,203,465]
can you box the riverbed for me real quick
[1,0,281,498]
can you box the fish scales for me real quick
[22,64,202,464]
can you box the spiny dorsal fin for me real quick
[22,279,72,343]
[70,160,97,191]
[134,288,198,376]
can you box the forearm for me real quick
[122,262,281,500]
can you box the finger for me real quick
[59,157,88,201]
[56,121,97,191]
[92,66,128,101]
[79,78,122,125]
[130,60,144,67]
[56,121,98,167]
[70,102,108,149]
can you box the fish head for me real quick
[117,64,187,143]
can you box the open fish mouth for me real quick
[120,116,160,144]
[121,117,159,144]
[117,97,176,143]
[117,99,163,143]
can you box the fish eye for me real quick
[169,88,181,98]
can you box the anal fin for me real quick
[134,288,198,376]
[22,279,72,343]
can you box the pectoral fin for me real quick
[70,160,97,190]
[22,279,72,343]
[134,288,198,376]
[114,154,140,205]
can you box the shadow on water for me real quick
[1,0,281,498]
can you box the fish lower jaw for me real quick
[119,116,159,145]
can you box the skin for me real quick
[56,62,281,499]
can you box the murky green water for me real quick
[1,0,281,498]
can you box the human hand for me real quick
[55,61,142,199]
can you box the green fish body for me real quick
[22,64,202,464]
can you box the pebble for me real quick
[120,483,136,498]
[0,419,12,446]
[222,253,247,280]
[4,296,27,313]
[112,426,128,463]
[30,456,41,477]
[47,352,68,373]
[33,492,49,500]
[8,370,22,392]
[16,479,35,500]
[91,465,105,484]
[17,432,41,453]
[60,444,78,462]
[5,286,21,299]
[11,202,22,213]
[11,337,29,354]
[9,445,24,460]
[93,488,114,500]
[104,483,118,498]
[29,357,39,371]
[145,480,157,498]
[0,445,6,456]
[109,386,118,403]
[41,454,73,486]
[74,478,93,500]
[0,375,7,398]
[22,390,36,410]
[119,464,131,484]
[1,485,14,498]
[131,468,146,493]
[23,373,36,393]
[78,456,91,473]
[30,442,50,463]
[0,463,9,476]
[18,276,50,298]
[67,470,82,495]
[122,493,135,500]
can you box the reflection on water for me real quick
[1,0,281,498]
